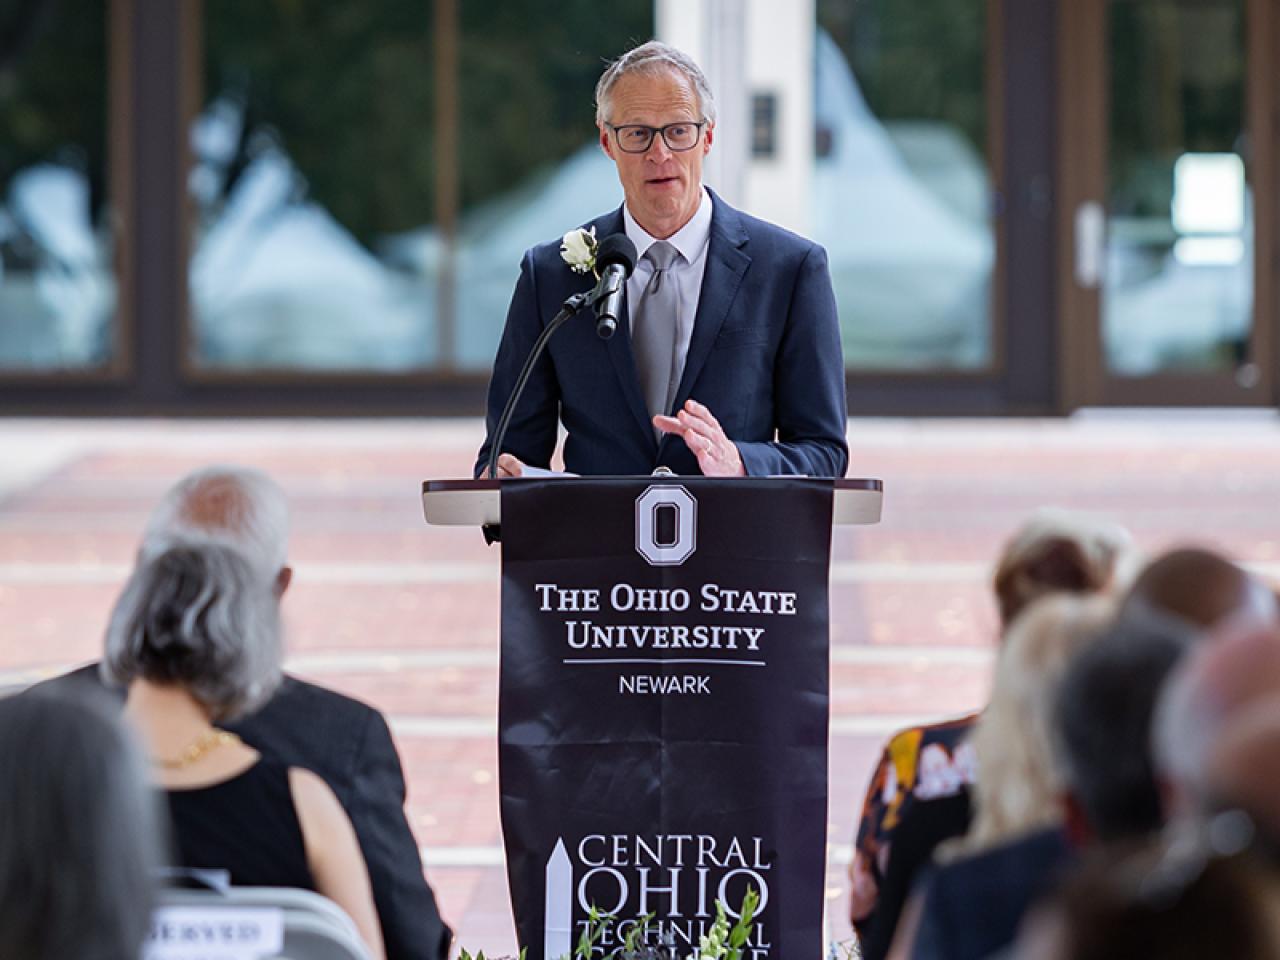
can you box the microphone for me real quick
[589,234,637,340]
[483,234,636,484]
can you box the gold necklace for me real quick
[151,729,242,769]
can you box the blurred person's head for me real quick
[1205,704,1280,846]
[1015,826,1280,960]
[1121,546,1277,631]
[992,509,1132,631]
[1053,612,1198,846]
[1152,625,1280,818]
[104,541,282,720]
[141,465,291,592]
[957,593,1115,855]
[0,691,163,960]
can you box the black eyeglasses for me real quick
[605,121,707,154]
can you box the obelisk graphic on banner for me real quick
[544,838,572,959]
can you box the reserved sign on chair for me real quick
[145,906,285,960]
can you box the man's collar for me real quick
[623,188,713,264]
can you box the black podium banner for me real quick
[499,478,834,959]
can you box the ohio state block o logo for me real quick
[635,485,697,566]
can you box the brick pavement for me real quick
[3,414,1280,955]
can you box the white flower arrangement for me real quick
[560,226,598,276]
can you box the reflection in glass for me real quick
[189,99,434,371]
[815,0,993,370]
[193,4,439,372]
[0,3,114,371]
[1103,0,1251,377]
[451,2,650,369]
[194,2,650,374]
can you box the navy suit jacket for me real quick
[476,191,849,477]
[911,827,1074,960]
[33,665,452,960]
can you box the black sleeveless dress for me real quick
[165,757,316,890]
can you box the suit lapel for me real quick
[668,191,751,416]
[594,193,753,462]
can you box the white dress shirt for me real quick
[623,188,713,401]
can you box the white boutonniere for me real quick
[559,226,598,276]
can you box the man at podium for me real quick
[476,40,849,479]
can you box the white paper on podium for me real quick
[515,465,578,478]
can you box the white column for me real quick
[655,0,814,235]
[657,0,747,209]
[743,0,813,235]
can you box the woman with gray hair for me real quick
[0,690,161,960]
[105,540,385,960]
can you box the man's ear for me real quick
[275,565,293,598]
[600,125,615,160]
[703,122,714,154]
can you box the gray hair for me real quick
[1150,624,1280,818]
[103,541,283,719]
[595,40,717,126]
[1152,642,1230,814]
[0,690,163,960]
[142,465,290,576]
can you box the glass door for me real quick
[1057,0,1274,407]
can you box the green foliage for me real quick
[0,0,107,208]
[817,0,986,155]
[202,0,651,246]
[725,886,760,959]
[694,902,731,960]
[458,949,527,960]
[457,888,759,960]
[455,0,649,212]
[693,886,757,960]
[1107,3,1244,217]
[622,913,655,954]
[575,904,614,958]
[204,0,439,241]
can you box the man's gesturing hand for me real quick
[654,399,746,477]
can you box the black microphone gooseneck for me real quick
[486,291,589,480]
[486,234,638,479]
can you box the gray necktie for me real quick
[632,241,681,423]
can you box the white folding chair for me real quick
[150,885,371,960]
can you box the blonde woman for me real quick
[886,593,1116,960]
[950,592,1117,857]
[851,510,1131,960]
